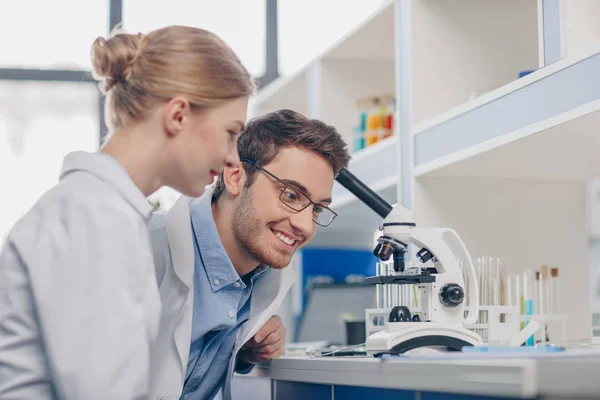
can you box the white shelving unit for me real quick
[563,0,600,59]
[253,0,600,340]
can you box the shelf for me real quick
[251,65,309,117]
[254,0,540,142]
[411,0,539,123]
[252,1,393,117]
[414,48,600,181]
[324,1,394,61]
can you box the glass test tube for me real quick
[534,271,540,315]
[506,274,512,307]
[390,265,399,308]
[523,269,535,346]
[541,265,549,315]
[516,274,524,331]
[386,264,395,308]
[376,262,387,308]
[550,267,559,314]
[493,258,500,306]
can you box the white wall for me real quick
[415,177,589,341]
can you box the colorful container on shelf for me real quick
[353,94,395,153]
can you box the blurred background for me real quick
[0,0,386,240]
[3,0,600,347]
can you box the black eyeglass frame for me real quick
[241,158,338,227]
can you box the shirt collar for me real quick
[60,151,152,220]
[189,191,270,292]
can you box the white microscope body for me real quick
[364,204,482,355]
[334,168,482,355]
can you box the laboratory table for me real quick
[230,353,600,399]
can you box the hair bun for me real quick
[91,32,147,93]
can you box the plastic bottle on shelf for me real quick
[366,113,382,146]
[353,126,365,153]
[382,113,393,139]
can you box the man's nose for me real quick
[288,205,315,237]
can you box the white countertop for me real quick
[248,350,600,398]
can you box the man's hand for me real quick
[239,315,286,364]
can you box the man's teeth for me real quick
[274,230,296,245]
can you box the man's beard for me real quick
[232,189,291,269]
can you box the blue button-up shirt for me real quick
[182,195,268,400]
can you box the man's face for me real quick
[232,146,335,269]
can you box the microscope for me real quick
[335,169,482,355]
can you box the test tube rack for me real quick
[464,306,520,345]
[519,313,567,344]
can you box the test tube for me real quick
[534,271,541,315]
[493,258,506,306]
[386,264,395,308]
[498,259,506,306]
[376,262,387,308]
[550,267,559,314]
[506,274,512,307]
[517,274,524,331]
[523,269,535,346]
[493,258,500,306]
[541,265,549,315]
[541,265,550,344]
[539,267,547,316]
[390,274,399,308]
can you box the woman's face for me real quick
[166,96,249,197]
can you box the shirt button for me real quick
[214,278,220,285]
[228,310,234,318]
[234,281,241,288]
[183,395,189,400]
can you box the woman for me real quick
[0,26,253,399]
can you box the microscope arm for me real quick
[410,228,479,325]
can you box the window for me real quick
[0,0,109,70]
[0,81,98,239]
[123,0,266,77]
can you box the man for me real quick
[148,109,351,400]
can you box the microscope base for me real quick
[365,322,483,355]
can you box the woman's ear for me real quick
[164,96,191,137]
[222,163,245,196]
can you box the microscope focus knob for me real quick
[439,283,464,308]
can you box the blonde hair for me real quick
[91,26,255,133]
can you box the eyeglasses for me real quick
[241,159,337,227]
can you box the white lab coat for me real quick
[147,194,296,400]
[0,151,161,399]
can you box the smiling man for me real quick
[147,109,350,400]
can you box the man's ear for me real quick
[163,96,191,137]
[223,163,245,196]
